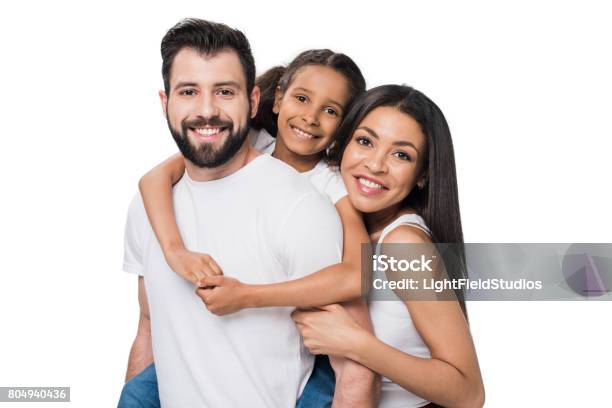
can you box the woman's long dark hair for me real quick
[251,49,366,138]
[331,85,468,315]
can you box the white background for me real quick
[1,1,611,406]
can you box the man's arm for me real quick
[331,299,380,408]
[125,277,153,382]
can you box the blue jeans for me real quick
[296,355,336,408]
[117,364,160,408]
[117,355,335,408]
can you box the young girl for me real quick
[137,49,378,407]
[292,85,485,407]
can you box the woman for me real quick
[292,85,485,407]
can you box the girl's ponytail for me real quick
[251,66,286,136]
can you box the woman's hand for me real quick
[291,304,368,358]
[195,276,251,316]
[164,246,223,285]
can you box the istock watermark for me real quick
[373,254,436,272]
[361,243,612,301]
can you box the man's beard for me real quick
[168,115,250,169]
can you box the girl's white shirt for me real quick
[250,128,347,204]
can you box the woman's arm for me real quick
[292,227,485,408]
[198,196,369,314]
[296,302,485,407]
[350,303,484,407]
[139,154,222,284]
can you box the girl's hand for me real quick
[164,246,223,285]
[195,276,251,316]
[291,304,367,357]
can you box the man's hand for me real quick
[195,276,251,316]
[164,246,223,285]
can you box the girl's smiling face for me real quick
[273,65,351,158]
[341,106,428,214]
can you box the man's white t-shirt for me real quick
[251,128,347,205]
[123,154,343,407]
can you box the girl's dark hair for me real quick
[331,85,468,314]
[251,49,366,137]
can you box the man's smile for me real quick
[189,126,227,141]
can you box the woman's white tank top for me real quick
[369,213,432,407]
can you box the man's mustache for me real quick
[182,116,233,129]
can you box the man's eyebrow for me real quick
[174,81,199,89]
[214,81,242,89]
[173,81,243,90]
[356,126,421,153]
[293,87,343,109]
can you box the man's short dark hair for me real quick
[161,18,255,95]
